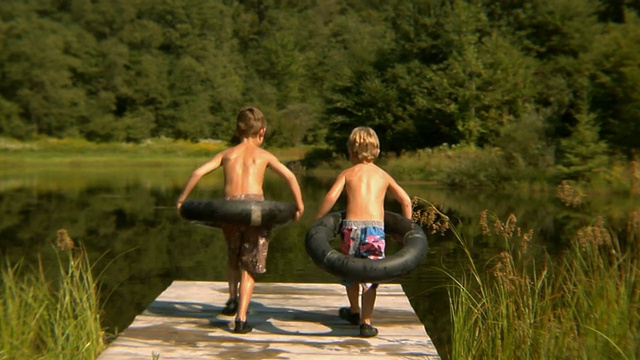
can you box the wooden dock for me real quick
[98,281,441,359]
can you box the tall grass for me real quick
[0,231,106,359]
[413,192,640,359]
[438,208,640,360]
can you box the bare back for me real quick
[342,163,391,221]
[315,161,412,221]
[221,142,271,197]
[177,115,304,221]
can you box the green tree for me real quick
[0,96,31,139]
[0,14,87,137]
[147,0,245,140]
[555,112,609,180]
[482,0,603,139]
[588,14,640,154]
[326,1,541,152]
[0,0,636,156]
[81,38,129,141]
[420,1,541,146]
[495,107,554,172]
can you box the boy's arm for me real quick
[267,156,305,220]
[176,152,224,209]
[315,173,346,220]
[387,176,412,219]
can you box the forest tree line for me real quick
[1,0,640,161]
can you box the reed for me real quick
[413,197,639,359]
[0,230,106,359]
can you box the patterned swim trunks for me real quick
[341,220,386,260]
[220,194,270,274]
[340,220,385,290]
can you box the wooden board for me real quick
[98,281,441,359]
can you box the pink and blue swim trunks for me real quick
[340,220,385,289]
[341,220,386,260]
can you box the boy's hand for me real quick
[176,200,184,217]
[295,207,304,221]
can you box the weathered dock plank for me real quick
[98,281,441,359]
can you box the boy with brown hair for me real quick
[314,126,412,337]
[176,107,304,333]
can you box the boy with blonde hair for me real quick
[315,126,412,337]
[177,107,304,333]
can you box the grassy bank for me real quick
[302,144,640,194]
[0,137,307,163]
[0,233,106,359]
[0,137,228,166]
[413,196,640,359]
[4,137,638,193]
[0,137,310,191]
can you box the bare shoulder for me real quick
[258,148,281,163]
[340,165,358,179]
[208,147,232,162]
[220,144,239,157]
[371,163,387,173]
[366,163,392,177]
[258,147,276,157]
[365,164,397,187]
[376,164,394,179]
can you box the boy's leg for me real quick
[355,224,383,336]
[346,283,361,314]
[360,284,377,325]
[233,226,266,333]
[359,284,379,337]
[233,269,255,333]
[340,224,361,320]
[227,265,240,298]
[222,225,241,315]
[236,269,255,322]
[338,282,361,325]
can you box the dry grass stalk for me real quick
[411,197,450,235]
[56,229,75,251]
[573,216,613,251]
[557,180,584,207]
[627,209,640,243]
[631,157,640,196]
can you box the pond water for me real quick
[1,164,637,358]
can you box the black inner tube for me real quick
[179,199,297,228]
[305,211,429,283]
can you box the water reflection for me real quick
[0,169,637,358]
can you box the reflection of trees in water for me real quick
[405,184,637,250]
[0,183,228,332]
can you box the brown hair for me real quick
[236,107,266,138]
[347,126,380,162]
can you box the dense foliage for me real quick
[1,0,639,157]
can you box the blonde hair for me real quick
[347,126,380,162]
[236,107,266,138]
